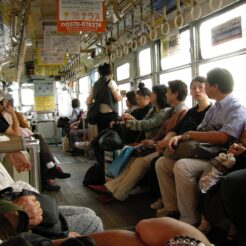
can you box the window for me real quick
[118,83,131,115]
[95,71,99,82]
[200,4,246,59]
[160,68,192,107]
[138,48,151,76]
[116,63,130,81]
[79,76,90,111]
[137,78,153,90]
[57,92,72,116]
[90,70,99,85]
[21,84,34,106]
[199,55,246,106]
[8,82,19,107]
[56,82,71,116]
[161,30,191,70]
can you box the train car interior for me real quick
[0,0,246,245]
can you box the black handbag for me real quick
[87,79,110,125]
[164,140,226,160]
[0,187,69,239]
[83,164,105,186]
[132,145,156,157]
[57,117,70,128]
[98,129,124,151]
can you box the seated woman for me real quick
[122,83,170,141]
[0,97,32,137]
[68,99,86,153]
[91,83,153,167]
[88,80,188,202]
[0,93,70,192]
[124,90,138,114]
[69,98,82,124]
[149,76,211,213]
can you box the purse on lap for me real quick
[132,145,156,157]
[164,140,226,160]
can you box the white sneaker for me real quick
[150,198,163,210]
[74,141,90,150]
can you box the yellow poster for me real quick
[34,96,55,111]
[37,48,66,66]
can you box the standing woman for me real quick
[87,63,122,132]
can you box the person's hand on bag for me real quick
[141,140,155,147]
[168,136,182,152]
[13,195,43,228]
[156,139,169,154]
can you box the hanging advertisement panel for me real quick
[34,79,55,111]
[161,33,180,58]
[57,0,106,33]
[44,26,80,53]
[212,17,242,46]
[37,48,66,66]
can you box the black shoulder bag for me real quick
[87,79,110,125]
[0,187,69,239]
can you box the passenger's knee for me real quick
[173,159,187,177]
[136,219,156,245]
[134,158,149,170]
[155,157,163,172]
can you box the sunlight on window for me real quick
[117,63,130,81]
[139,48,151,76]
[9,91,19,107]
[57,92,72,116]
[199,55,246,106]
[138,78,152,90]
[8,82,19,107]
[95,71,99,81]
[21,86,34,106]
[118,83,131,115]
[79,76,90,93]
[160,68,192,108]
[161,30,191,70]
[79,76,90,111]
[200,4,246,59]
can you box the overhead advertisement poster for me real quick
[37,48,66,66]
[44,26,80,54]
[34,79,55,111]
[212,17,242,46]
[161,33,180,58]
[57,0,106,33]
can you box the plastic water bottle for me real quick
[199,153,236,193]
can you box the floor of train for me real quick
[45,145,154,230]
